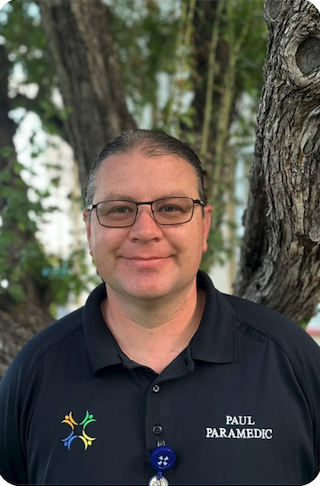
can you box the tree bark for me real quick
[0,301,52,380]
[234,0,320,324]
[37,0,137,192]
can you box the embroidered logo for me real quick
[206,415,273,440]
[61,411,96,450]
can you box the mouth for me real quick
[120,256,171,268]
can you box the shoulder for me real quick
[224,293,318,352]
[24,306,83,355]
[224,293,320,403]
[199,270,319,363]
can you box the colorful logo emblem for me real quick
[61,411,96,450]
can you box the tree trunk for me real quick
[190,0,259,270]
[0,44,53,379]
[37,0,137,192]
[0,301,52,380]
[234,0,320,324]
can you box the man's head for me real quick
[84,129,212,304]
[84,129,207,209]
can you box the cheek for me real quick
[87,227,104,260]
[89,228,124,262]
[176,226,207,262]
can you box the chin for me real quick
[106,268,193,302]
[124,284,171,301]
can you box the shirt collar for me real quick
[191,271,237,363]
[83,271,237,374]
[83,283,122,373]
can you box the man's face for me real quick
[85,150,212,303]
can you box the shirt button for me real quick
[152,385,160,393]
[152,424,163,435]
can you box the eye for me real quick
[98,201,135,218]
[110,205,134,214]
[108,204,134,215]
[159,204,181,213]
[155,198,191,215]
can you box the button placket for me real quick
[145,381,165,452]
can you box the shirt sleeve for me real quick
[0,352,30,485]
[287,332,320,480]
[225,292,320,480]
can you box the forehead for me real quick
[94,150,199,199]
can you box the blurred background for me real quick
[0,0,319,378]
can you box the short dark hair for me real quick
[84,129,207,207]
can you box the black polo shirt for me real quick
[0,271,319,485]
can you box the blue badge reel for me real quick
[149,446,176,486]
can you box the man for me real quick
[0,129,319,485]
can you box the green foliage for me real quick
[195,0,267,268]
[0,1,95,309]
[0,151,95,306]
[234,0,267,96]
[0,0,269,310]
[108,0,181,123]
[42,249,98,315]
[0,0,65,136]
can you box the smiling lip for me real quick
[121,256,171,267]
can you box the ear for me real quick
[83,209,93,255]
[202,204,212,253]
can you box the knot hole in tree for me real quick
[266,0,283,20]
[296,36,320,75]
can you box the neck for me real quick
[101,283,205,373]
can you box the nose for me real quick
[128,205,163,241]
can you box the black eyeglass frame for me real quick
[86,197,205,228]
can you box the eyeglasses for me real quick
[87,197,205,228]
